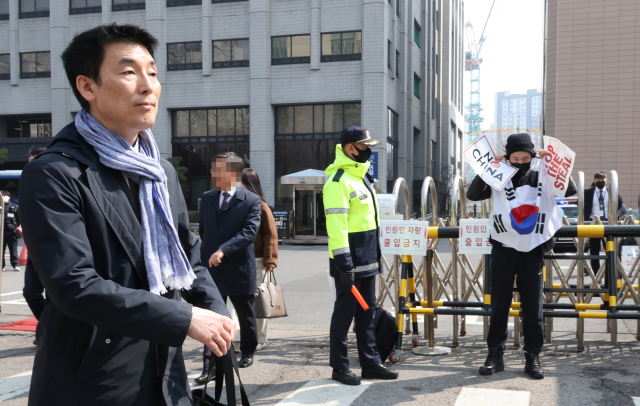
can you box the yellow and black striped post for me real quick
[405,256,420,345]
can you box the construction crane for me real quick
[465,0,502,136]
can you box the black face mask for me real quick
[595,181,606,189]
[510,162,531,172]
[352,146,372,163]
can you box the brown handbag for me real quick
[255,272,288,319]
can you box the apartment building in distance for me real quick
[0,0,464,236]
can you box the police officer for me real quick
[467,133,577,380]
[323,126,398,386]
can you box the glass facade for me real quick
[171,107,249,210]
[167,42,203,71]
[0,54,9,80]
[321,31,362,62]
[20,52,51,79]
[272,35,311,65]
[213,39,250,68]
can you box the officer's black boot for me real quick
[524,352,544,379]
[479,346,505,375]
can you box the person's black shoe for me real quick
[194,369,215,385]
[332,369,361,386]
[524,352,544,379]
[239,353,254,368]
[479,346,505,375]
[361,364,399,380]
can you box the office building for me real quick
[0,0,464,236]
[545,0,640,206]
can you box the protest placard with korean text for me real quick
[463,135,518,191]
[458,219,492,254]
[543,136,576,197]
[380,220,430,255]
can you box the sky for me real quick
[462,0,545,131]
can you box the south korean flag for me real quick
[489,159,562,252]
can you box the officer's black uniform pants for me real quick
[2,233,19,268]
[330,275,381,370]
[487,244,544,355]
[589,238,606,274]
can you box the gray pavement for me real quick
[2,244,640,405]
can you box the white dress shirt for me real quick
[590,186,608,219]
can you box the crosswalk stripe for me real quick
[0,371,32,401]
[455,388,530,406]
[276,379,372,405]
[0,291,23,297]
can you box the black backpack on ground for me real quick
[373,307,397,363]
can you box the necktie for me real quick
[221,192,230,211]
[598,190,605,216]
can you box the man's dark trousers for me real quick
[487,243,544,355]
[202,295,257,371]
[3,233,19,268]
[330,275,381,370]
[589,238,606,274]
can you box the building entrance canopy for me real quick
[281,169,328,185]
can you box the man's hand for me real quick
[187,307,237,357]
[338,268,355,289]
[493,154,504,162]
[535,148,549,160]
[209,250,224,267]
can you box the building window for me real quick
[0,0,8,20]
[387,41,392,71]
[173,107,249,140]
[167,0,200,7]
[20,52,50,79]
[113,0,145,11]
[19,0,49,18]
[275,103,361,140]
[272,35,311,65]
[431,140,437,175]
[212,0,248,3]
[70,0,101,14]
[213,39,249,68]
[413,73,420,99]
[0,54,9,80]
[395,51,400,78]
[6,116,52,138]
[387,108,399,192]
[321,31,362,62]
[167,42,202,71]
[414,20,421,47]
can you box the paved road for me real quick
[2,244,640,405]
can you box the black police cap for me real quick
[340,126,380,147]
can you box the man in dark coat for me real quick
[197,152,261,382]
[19,24,236,406]
[583,171,624,273]
[1,190,21,271]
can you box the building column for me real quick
[310,0,320,70]
[250,0,275,205]
[9,0,18,87]
[146,2,170,156]
[102,0,111,23]
[202,0,212,77]
[362,0,388,190]
[50,0,71,134]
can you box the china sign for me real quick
[463,135,518,191]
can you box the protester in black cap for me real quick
[323,126,398,386]
[467,133,577,379]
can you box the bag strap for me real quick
[200,344,250,406]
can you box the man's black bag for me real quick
[192,344,250,406]
[373,307,397,362]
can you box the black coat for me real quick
[583,186,623,220]
[199,188,262,296]
[3,201,20,236]
[466,168,577,252]
[19,123,229,406]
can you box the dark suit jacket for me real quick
[199,188,262,296]
[19,123,228,406]
[583,186,623,220]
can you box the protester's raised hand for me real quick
[187,307,237,357]
[535,149,549,160]
[493,154,505,162]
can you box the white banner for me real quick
[459,219,493,254]
[543,136,576,197]
[463,135,518,191]
[380,220,430,255]
[376,194,396,219]
[622,245,639,272]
